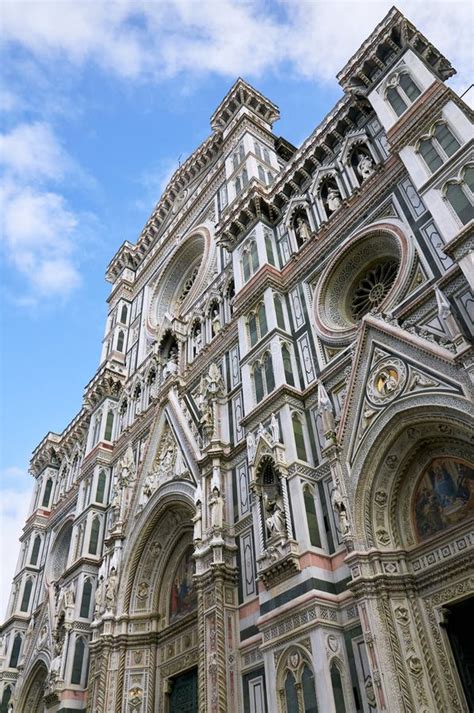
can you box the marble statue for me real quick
[327,186,342,213]
[356,152,375,179]
[263,492,286,538]
[295,214,311,242]
[105,567,118,610]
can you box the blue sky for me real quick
[0,0,472,618]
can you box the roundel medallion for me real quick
[366,357,407,405]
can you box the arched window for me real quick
[104,410,114,441]
[242,249,251,282]
[264,352,275,394]
[302,664,319,712]
[419,138,443,172]
[9,635,22,668]
[92,412,102,447]
[418,122,461,173]
[20,579,32,612]
[284,671,298,712]
[254,362,264,403]
[120,304,128,324]
[386,72,420,117]
[80,580,93,619]
[30,535,41,565]
[444,166,474,225]
[304,487,321,548]
[434,122,460,156]
[282,344,295,387]
[292,413,307,461]
[274,294,286,330]
[235,167,248,195]
[71,637,85,685]
[265,230,276,266]
[116,330,125,352]
[0,686,12,711]
[258,164,266,183]
[330,663,347,713]
[253,352,275,404]
[399,72,421,101]
[250,240,259,273]
[41,478,53,508]
[88,517,100,555]
[95,470,106,503]
[248,303,268,347]
[386,86,406,116]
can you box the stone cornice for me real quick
[442,221,474,262]
[30,408,90,475]
[337,6,455,94]
[83,364,126,411]
[210,77,280,131]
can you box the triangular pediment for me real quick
[336,315,465,465]
[132,392,201,518]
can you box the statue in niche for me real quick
[356,151,375,180]
[64,585,75,621]
[331,486,350,536]
[209,471,224,530]
[326,186,342,213]
[295,213,311,244]
[193,500,202,542]
[263,491,286,538]
[49,640,63,685]
[211,303,221,336]
[197,363,225,438]
[105,566,118,611]
[270,413,280,443]
[164,345,178,377]
[246,431,256,462]
[94,574,106,616]
[118,444,135,488]
[194,325,202,355]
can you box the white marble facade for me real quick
[1,8,473,713]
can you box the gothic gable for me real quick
[336,315,467,466]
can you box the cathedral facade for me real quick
[1,8,473,713]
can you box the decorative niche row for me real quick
[283,130,380,251]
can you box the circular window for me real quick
[148,231,212,332]
[313,225,413,340]
[350,260,399,320]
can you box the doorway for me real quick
[445,598,474,711]
[169,668,198,713]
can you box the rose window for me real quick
[351,261,399,320]
[176,265,199,307]
[313,228,413,340]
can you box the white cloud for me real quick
[1,181,81,297]
[1,0,472,91]
[0,122,74,181]
[0,483,31,622]
[0,120,89,299]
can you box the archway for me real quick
[15,661,48,712]
[113,484,198,712]
[348,399,474,713]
